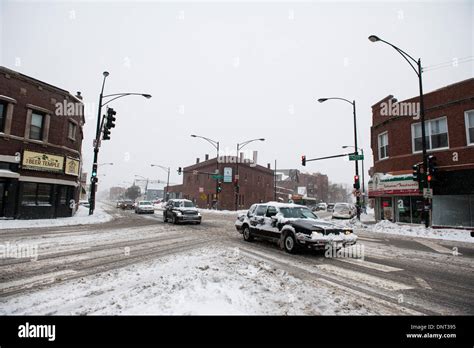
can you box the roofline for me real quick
[0,66,82,102]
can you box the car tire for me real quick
[242,226,254,242]
[163,213,168,223]
[283,233,298,254]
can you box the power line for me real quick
[423,56,474,72]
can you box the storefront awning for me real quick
[0,169,20,179]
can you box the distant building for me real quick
[109,186,126,201]
[0,66,84,219]
[369,78,474,228]
[167,154,274,210]
[275,169,329,205]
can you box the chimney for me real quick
[239,152,244,163]
[267,163,271,169]
[196,158,200,164]
[75,91,83,100]
[205,154,209,161]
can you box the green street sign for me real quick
[211,174,224,180]
[349,154,364,161]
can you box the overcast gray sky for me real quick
[1,0,472,191]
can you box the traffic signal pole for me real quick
[89,73,108,215]
[352,100,361,220]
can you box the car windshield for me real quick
[173,201,195,208]
[334,204,350,212]
[140,201,152,206]
[279,207,318,219]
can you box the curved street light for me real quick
[368,34,429,227]
[89,71,152,215]
[190,134,220,208]
[317,97,360,220]
[151,164,171,201]
[235,138,265,210]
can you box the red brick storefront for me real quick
[0,66,84,219]
[369,78,474,227]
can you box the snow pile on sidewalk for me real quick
[0,202,112,230]
[371,220,473,243]
[1,247,380,315]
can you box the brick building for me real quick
[0,66,84,219]
[275,169,329,205]
[369,78,474,228]
[167,155,274,210]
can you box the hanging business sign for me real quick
[22,150,64,173]
[65,157,80,176]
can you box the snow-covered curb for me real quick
[370,220,473,243]
[0,202,112,230]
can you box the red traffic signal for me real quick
[302,155,306,166]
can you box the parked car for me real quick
[235,202,357,253]
[327,203,336,213]
[332,203,357,219]
[120,200,135,210]
[135,201,155,214]
[315,202,328,211]
[116,200,123,208]
[163,199,201,224]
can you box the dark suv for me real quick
[163,199,202,224]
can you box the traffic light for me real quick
[103,127,111,140]
[302,155,306,166]
[353,175,360,190]
[217,182,223,193]
[412,163,420,181]
[102,108,116,140]
[177,167,182,175]
[234,178,239,193]
[106,108,116,129]
[427,155,437,179]
[91,165,98,183]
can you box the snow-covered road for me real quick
[1,204,473,315]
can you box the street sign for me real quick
[423,188,433,198]
[199,187,204,193]
[223,167,232,183]
[349,154,364,161]
[93,139,101,148]
[211,174,224,180]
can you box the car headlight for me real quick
[174,210,182,216]
[345,230,352,235]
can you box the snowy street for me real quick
[1,204,473,315]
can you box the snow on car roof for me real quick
[255,201,308,208]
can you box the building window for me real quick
[59,186,68,205]
[68,121,77,141]
[21,183,52,206]
[0,102,6,132]
[412,117,448,152]
[378,132,389,160]
[465,110,474,145]
[30,111,45,140]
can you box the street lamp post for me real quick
[191,135,220,209]
[369,35,429,227]
[135,175,149,200]
[343,146,365,210]
[151,164,171,201]
[318,97,361,220]
[89,71,151,215]
[235,138,265,210]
